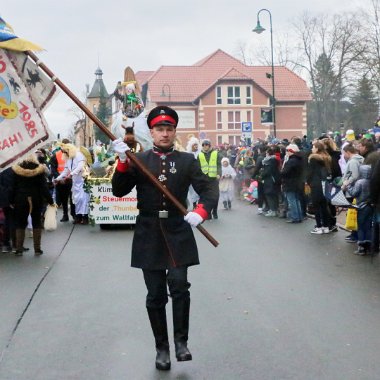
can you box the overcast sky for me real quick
[3,0,361,138]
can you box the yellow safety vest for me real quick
[199,151,218,177]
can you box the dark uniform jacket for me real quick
[112,147,216,270]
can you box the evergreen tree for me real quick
[309,53,338,136]
[349,75,378,133]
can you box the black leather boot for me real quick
[227,200,231,209]
[223,201,228,210]
[60,214,69,222]
[15,229,25,256]
[173,297,192,361]
[147,308,171,370]
[33,229,43,255]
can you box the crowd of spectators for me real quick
[3,127,380,258]
[212,129,380,256]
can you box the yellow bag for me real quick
[345,207,358,231]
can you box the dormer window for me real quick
[227,86,240,104]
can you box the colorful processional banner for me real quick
[0,48,56,168]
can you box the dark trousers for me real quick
[14,200,43,229]
[371,215,379,253]
[327,201,337,227]
[256,182,265,208]
[312,197,330,228]
[208,179,219,216]
[357,205,373,245]
[143,267,190,309]
[2,206,15,247]
[143,267,191,346]
[265,193,278,212]
[56,182,75,218]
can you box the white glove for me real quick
[111,138,130,162]
[184,212,203,227]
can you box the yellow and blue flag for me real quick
[0,17,42,51]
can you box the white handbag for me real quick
[44,205,57,231]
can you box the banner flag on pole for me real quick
[0,17,43,52]
[0,48,56,169]
[0,17,57,169]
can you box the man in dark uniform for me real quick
[111,106,216,371]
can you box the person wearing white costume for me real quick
[219,157,236,210]
[54,144,90,224]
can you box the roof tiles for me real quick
[135,49,311,103]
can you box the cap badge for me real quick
[160,110,165,114]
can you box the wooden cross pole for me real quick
[26,51,219,247]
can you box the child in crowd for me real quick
[219,157,236,210]
[347,164,373,255]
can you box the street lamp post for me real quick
[252,8,276,138]
[161,83,171,103]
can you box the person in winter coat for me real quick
[10,155,54,256]
[322,137,342,232]
[261,147,281,217]
[0,167,16,252]
[219,157,236,210]
[307,141,332,234]
[281,144,304,223]
[250,145,267,214]
[347,165,373,255]
[358,138,378,165]
[111,106,216,371]
[341,144,364,243]
[341,144,364,192]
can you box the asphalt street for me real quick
[0,201,380,380]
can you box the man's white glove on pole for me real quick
[184,212,203,227]
[111,138,130,162]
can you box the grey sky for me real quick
[3,0,361,138]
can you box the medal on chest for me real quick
[169,162,177,174]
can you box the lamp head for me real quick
[253,20,265,34]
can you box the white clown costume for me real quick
[55,144,90,222]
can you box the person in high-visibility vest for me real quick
[197,139,222,219]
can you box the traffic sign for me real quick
[241,122,252,132]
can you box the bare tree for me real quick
[292,11,367,135]
[361,0,380,112]
[233,40,251,65]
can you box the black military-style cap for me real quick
[147,106,179,129]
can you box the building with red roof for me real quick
[136,49,312,146]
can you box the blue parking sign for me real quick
[241,122,252,132]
